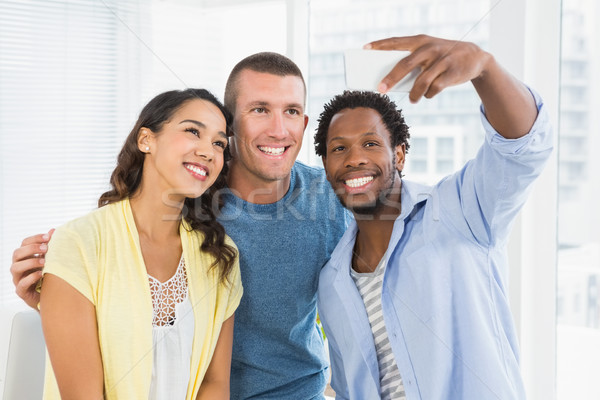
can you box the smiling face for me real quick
[322,107,405,216]
[139,99,228,201]
[228,69,308,187]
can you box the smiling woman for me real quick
[38,89,243,400]
[133,100,229,203]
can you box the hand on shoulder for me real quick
[10,229,54,310]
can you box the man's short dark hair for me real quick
[314,90,410,157]
[224,52,306,115]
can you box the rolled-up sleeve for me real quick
[438,87,554,246]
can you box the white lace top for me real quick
[148,256,195,400]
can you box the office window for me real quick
[0,0,146,305]
[410,137,428,157]
[0,0,288,306]
[556,0,600,398]
[435,160,453,175]
[307,0,489,179]
[436,137,454,157]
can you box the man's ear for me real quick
[303,114,309,130]
[137,128,153,153]
[395,143,406,172]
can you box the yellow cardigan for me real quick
[42,199,242,399]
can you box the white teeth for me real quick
[185,164,207,176]
[345,176,373,188]
[259,146,285,156]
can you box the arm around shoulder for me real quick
[10,230,55,310]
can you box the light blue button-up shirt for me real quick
[317,90,552,400]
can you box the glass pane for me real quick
[410,137,428,157]
[436,137,454,157]
[410,160,428,174]
[556,0,600,398]
[436,160,454,175]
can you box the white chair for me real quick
[0,303,46,400]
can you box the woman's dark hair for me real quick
[98,88,237,284]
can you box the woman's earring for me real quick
[145,146,150,152]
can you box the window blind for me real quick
[0,0,145,305]
[0,0,290,307]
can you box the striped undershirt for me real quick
[351,257,406,400]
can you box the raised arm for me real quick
[40,273,104,399]
[366,34,537,138]
[10,229,54,310]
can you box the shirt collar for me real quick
[328,179,433,272]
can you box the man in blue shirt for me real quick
[218,52,348,399]
[314,35,552,399]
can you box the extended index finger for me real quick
[365,34,428,51]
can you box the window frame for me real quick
[489,1,560,398]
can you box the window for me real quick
[307,0,489,176]
[556,0,600,398]
[0,0,288,306]
[410,137,428,157]
[436,137,454,157]
[0,0,146,305]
